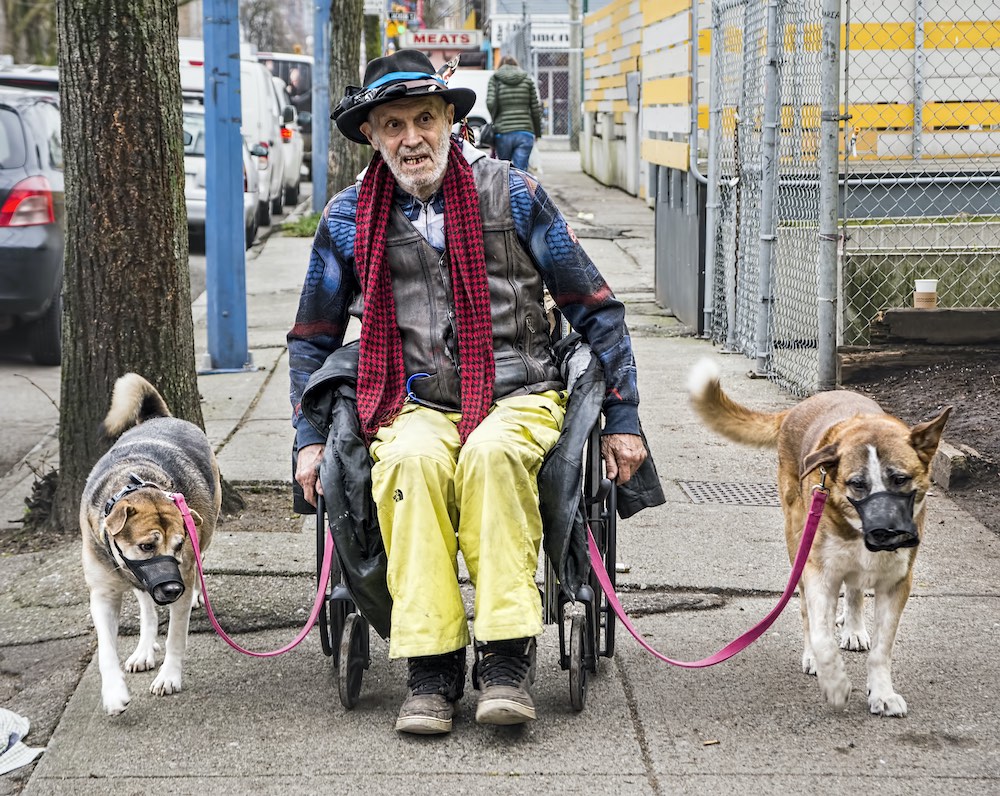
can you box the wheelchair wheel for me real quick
[568,612,588,712]
[338,612,370,710]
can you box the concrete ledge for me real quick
[932,440,972,490]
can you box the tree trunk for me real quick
[327,0,366,197]
[53,0,204,532]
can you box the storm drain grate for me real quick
[678,481,781,507]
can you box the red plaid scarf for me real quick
[354,139,495,443]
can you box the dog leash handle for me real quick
[173,493,335,658]
[588,488,828,668]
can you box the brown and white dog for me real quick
[688,359,951,716]
[81,373,221,715]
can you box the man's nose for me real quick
[400,123,423,146]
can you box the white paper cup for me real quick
[914,278,938,293]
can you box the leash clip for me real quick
[813,466,830,494]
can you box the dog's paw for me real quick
[839,628,871,652]
[192,587,205,610]
[869,689,907,717]
[150,666,182,697]
[124,643,159,673]
[102,681,131,716]
[801,651,817,676]
[819,672,853,710]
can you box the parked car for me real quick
[0,87,64,365]
[0,64,59,93]
[270,76,304,206]
[179,40,286,227]
[257,52,313,178]
[182,103,260,250]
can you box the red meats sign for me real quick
[401,29,484,49]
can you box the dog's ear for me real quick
[910,405,953,464]
[187,508,204,528]
[801,443,839,481]
[105,503,134,537]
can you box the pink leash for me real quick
[587,485,829,668]
[173,493,335,658]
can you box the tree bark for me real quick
[54,0,204,532]
[327,0,367,197]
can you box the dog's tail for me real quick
[687,358,785,448]
[102,373,172,440]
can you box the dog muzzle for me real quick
[848,490,919,552]
[117,546,186,605]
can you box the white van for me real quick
[446,68,493,145]
[178,39,286,227]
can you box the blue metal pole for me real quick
[312,0,331,214]
[202,0,252,371]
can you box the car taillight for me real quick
[0,176,55,227]
[281,127,293,142]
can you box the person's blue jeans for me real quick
[494,130,535,171]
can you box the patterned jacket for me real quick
[288,142,639,450]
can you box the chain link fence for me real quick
[841,1,1000,345]
[705,0,826,394]
[705,0,999,393]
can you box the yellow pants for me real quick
[369,390,567,659]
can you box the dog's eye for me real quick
[846,478,867,490]
[890,474,911,487]
[138,542,156,553]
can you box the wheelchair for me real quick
[313,418,618,713]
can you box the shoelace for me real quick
[408,659,460,696]
[478,651,530,688]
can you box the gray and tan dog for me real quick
[688,359,950,717]
[81,373,221,715]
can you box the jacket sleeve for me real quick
[530,79,543,137]
[486,74,498,121]
[508,170,640,436]
[287,189,360,450]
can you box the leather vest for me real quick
[381,156,564,411]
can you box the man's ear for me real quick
[360,120,377,149]
[445,103,455,127]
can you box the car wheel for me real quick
[271,192,282,217]
[284,180,299,206]
[257,199,271,228]
[29,294,62,366]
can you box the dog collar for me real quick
[103,472,168,516]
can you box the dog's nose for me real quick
[152,582,185,604]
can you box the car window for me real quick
[33,101,63,170]
[183,111,206,155]
[0,107,26,168]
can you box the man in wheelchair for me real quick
[288,50,648,735]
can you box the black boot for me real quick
[395,647,466,735]
[473,637,536,725]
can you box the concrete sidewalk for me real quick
[5,148,1000,795]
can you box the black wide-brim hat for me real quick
[333,50,477,145]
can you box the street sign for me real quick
[388,11,416,22]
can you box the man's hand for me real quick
[600,433,647,485]
[295,443,325,507]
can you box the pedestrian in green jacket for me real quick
[486,56,542,170]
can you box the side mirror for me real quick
[298,111,312,126]
[282,106,295,124]
[183,131,193,146]
[250,144,268,157]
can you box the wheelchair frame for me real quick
[314,420,618,713]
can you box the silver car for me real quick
[183,104,259,250]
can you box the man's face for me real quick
[361,96,455,200]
